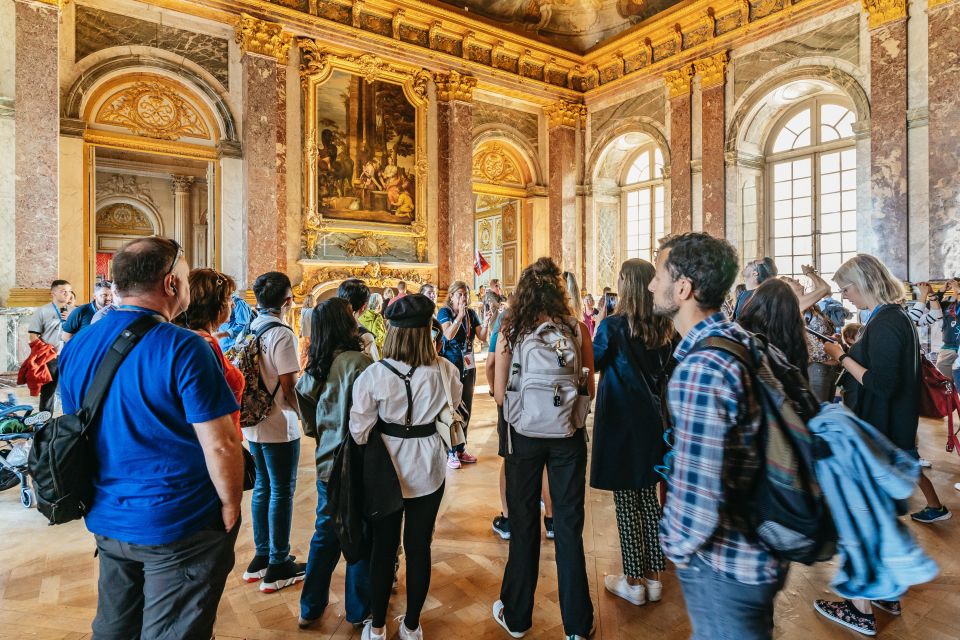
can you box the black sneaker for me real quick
[814,599,876,636]
[260,558,306,593]
[493,514,511,540]
[544,516,555,540]
[242,555,269,583]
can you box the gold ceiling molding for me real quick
[664,65,695,98]
[472,143,524,185]
[544,99,586,129]
[927,0,955,8]
[861,0,909,27]
[434,70,478,102]
[94,81,211,141]
[294,262,433,297]
[236,12,294,63]
[298,38,430,100]
[694,51,729,89]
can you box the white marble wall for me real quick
[907,0,930,280]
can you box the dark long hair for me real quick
[305,298,362,386]
[614,259,673,348]
[502,257,575,349]
[739,278,810,373]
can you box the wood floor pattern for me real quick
[1,392,959,639]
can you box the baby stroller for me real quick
[0,394,50,509]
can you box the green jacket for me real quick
[358,309,387,349]
[295,350,372,481]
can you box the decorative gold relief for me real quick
[694,51,728,89]
[861,0,909,28]
[392,9,405,38]
[434,70,478,102]
[95,82,210,141]
[351,0,364,27]
[545,99,587,128]
[472,143,524,184]
[478,220,493,251]
[664,65,694,98]
[294,262,432,297]
[341,234,392,257]
[739,0,752,23]
[927,0,954,8]
[236,13,293,63]
[97,174,156,208]
[96,204,153,234]
[502,204,517,241]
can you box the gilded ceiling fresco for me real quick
[433,0,688,53]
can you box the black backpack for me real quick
[690,334,837,565]
[28,314,160,525]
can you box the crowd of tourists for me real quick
[17,233,960,640]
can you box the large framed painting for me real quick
[300,40,429,260]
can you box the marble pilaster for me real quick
[434,71,476,287]
[545,100,585,272]
[927,0,960,278]
[171,175,194,253]
[665,67,694,235]
[695,53,728,239]
[14,0,59,292]
[276,65,288,274]
[865,2,910,279]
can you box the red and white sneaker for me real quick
[458,450,478,464]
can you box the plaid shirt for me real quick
[660,312,785,585]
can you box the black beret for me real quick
[384,293,435,328]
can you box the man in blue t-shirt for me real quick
[61,279,114,343]
[58,236,242,639]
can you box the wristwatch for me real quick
[838,353,849,364]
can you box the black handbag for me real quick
[326,437,371,563]
[242,448,256,491]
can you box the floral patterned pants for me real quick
[613,487,666,579]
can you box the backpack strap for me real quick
[691,335,758,373]
[79,314,162,429]
[379,360,417,427]
[253,320,291,398]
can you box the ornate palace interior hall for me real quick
[0,390,958,640]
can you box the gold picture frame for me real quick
[299,38,430,261]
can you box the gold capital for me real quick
[664,65,694,99]
[433,70,477,102]
[236,13,293,64]
[694,51,728,90]
[545,100,586,129]
[861,0,909,28]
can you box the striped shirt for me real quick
[660,312,785,585]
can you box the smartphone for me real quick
[805,326,838,344]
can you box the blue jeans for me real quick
[300,477,370,622]
[249,439,300,565]
[677,555,787,640]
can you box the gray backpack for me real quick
[503,319,591,450]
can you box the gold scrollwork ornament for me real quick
[236,13,293,64]
[96,82,209,141]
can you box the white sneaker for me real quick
[642,577,663,602]
[954,482,960,491]
[396,615,423,640]
[604,574,646,606]
[919,458,932,468]
[492,600,526,638]
[362,621,386,640]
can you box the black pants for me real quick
[38,358,58,414]
[91,514,239,640]
[500,428,592,637]
[451,367,477,453]
[369,484,444,629]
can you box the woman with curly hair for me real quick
[491,257,595,640]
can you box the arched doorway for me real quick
[94,196,163,279]
[471,139,536,294]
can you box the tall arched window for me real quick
[767,98,857,287]
[621,144,665,263]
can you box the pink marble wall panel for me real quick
[437,101,474,287]
[242,54,281,284]
[275,66,288,274]
[869,21,909,279]
[701,85,726,238]
[548,125,576,266]
[14,3,59,288]
[670,94,693,234]
[928,2,960,279]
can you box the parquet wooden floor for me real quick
[1,387,959,639]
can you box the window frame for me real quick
[619,143,666,265]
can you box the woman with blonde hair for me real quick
[437,280,489,468]
[814,254,949,637]
[591,259,675,606]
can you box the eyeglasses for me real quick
[839,283,855,294]
[165,240,184,278]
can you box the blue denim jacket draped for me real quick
[809,403,938,600]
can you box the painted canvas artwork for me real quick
[313,70,417,225]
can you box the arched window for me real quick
[621,144,665,263]
[766,98,857,287]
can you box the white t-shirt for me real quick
[242,314,301,443]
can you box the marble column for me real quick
[545,100,585,270]
[434,71,477,287]
[171,175,194,256]
[12,0,59,299]
[863,0,910,279]
[927,0,960,279]
[276,65,288,274]
[694,53,728,239]
[236,14,291,285]
[665,66,694,235]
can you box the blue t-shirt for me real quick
[63,301,97,335]
[59,308,240,545]
[733,288,754,319]
[488,313,503,353]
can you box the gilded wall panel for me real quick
[399,24,429,48]
[360,13,393,37]
[716,11,743,35]
[315,0,351,24]
[267,0,309,11]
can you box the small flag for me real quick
[474,250,491,276]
